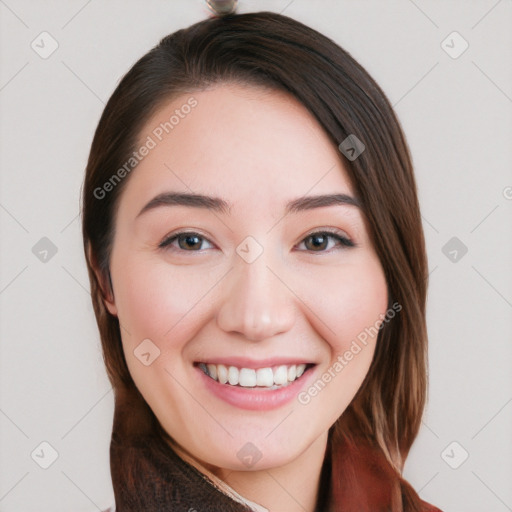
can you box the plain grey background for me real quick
[1,1,511,511]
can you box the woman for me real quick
[83,9,442,512]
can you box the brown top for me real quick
[107,421,443,512]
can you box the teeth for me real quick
[273,365,288,385]
[239,368,257,387]
[228,366,239,385]
[217,364,228,384]
[256,367,273,387]
[207,364,217,381]
[199,362,310,388]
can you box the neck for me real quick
[170,432,329,512]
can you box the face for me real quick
[103,83,388,472]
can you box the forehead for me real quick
[121,83,354,214]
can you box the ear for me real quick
[102,270,118,317]
[87,244,118,317]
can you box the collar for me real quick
[168,438,269,512]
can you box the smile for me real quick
[197,362,314,389]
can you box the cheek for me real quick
[110,255,219,413]
[303,257,388,352]
[294,257,387,424]
[110,256,218,353]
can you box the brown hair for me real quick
[82,11,431,512]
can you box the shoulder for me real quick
[421,500,443,512]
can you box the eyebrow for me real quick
[136,192,361,218]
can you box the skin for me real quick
[100,83,388,511]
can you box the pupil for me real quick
[309,234,327,250]
[181,234,201,250]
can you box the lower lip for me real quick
[195,365,316,411]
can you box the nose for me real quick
[216,253,295,342]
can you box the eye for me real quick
[159,231,214,251]
[158,229,354,253]
[296,230,354,252]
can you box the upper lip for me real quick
[194,357,317,369]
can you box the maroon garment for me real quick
[325,433,443,512]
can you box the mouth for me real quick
[195,362,316,390]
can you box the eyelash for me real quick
[158,229,355,253]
